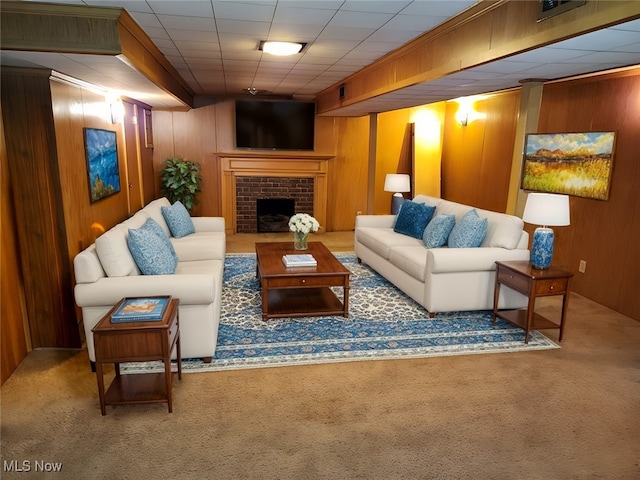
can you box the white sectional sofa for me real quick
[355,194,530,315]
[73,198,225,365]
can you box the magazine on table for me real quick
[282,254,317,267]
[111,296,171,323]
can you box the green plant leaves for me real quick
[159,157,202,211]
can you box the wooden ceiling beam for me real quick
[316,0,640,114]
[0,1,194,108]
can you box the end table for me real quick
[493,261,573,343]
[92,297,182,415]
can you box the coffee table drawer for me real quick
[497,268,530,293]
[268,275,346,288]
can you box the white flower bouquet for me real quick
[288,213,320,234]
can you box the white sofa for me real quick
[73,198,225,365]
[355,194,530,315]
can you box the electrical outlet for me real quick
[356,211,362,216]
[578,260,587,273]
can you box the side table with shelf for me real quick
[493,261,573,344]
[92,297,182,415]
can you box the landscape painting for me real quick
[522,132,616,200]
[84,128,120,203]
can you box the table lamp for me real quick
[522,193,570,269]
[384,174,411,214]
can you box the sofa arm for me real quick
[355,214,396,229]
[192,216,226,232]
[427,248,530,274]
[74,274,216,308]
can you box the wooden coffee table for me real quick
[255,241,350,320]
[92,297,181,415]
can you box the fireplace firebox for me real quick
[256,198,295,232]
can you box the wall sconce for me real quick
[106,94,124,124]
[384,174,411,214]
[457,111,469,127]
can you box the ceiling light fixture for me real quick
[259,41,305,56]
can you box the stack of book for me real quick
[111,296,170,323]
[282,254,317,267]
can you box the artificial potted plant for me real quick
[159,157,202,212]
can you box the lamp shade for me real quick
[522,193,570,227]
[384,174,411,193]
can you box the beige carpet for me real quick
[2,232,639,479]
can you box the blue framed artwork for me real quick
[84,128,121,203]
[522,132,616,200]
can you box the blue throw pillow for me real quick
[393,201,436,239]
[128,226,178,275]
[448,209,488,248]
[141,217,178,262]
[422,214,456,248]
[161,201,195,238]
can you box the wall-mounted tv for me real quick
[235,99,315,151]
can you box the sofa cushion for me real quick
[478,209,525,249]
[142,197,172,236]
[448,209,488,248]
[422,214,455,248]
[127,225,178,275]
[162,201,195,238]
[388,246,429,281]
[94,212,149,277]
[393,200,435,239]
[171,231,226,261]
[356,227,423,259]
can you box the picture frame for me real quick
[84,127,121,203]
[521,132,616,200]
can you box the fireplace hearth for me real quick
[257,198,294,232]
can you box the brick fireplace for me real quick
[236,177,314,233]
[219,154,332,234]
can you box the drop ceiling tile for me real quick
[212,1,275,22]
[341,0,411,14]
[328,10,394,29]
[147,0,214,17]
[128,12,164,28]
[157,15,216,31]
[272,6,338,25]
[215,19,270,35]
[399,0,476,16]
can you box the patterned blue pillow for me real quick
[127,227,178,275]
[161,201,195,238]
[422,214,456,248]
[393,201,436,239]
[141,217,178,262]
[448,209,488,248]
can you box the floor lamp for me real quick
[384,174,410,214]
[522,193,570,269]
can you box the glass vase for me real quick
[294,231,309,250]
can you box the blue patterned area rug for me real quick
[122,253,558,374]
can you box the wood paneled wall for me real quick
[441,90,521,212]
[1,69,81,349]
[1,101,29,385]
[537,70,640,320]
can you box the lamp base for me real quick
[530,227,554,269]
[391,193,405,215]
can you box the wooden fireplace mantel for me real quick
[218,153,334,235]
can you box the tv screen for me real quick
[235,100,315,150]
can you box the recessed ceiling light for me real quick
[259,41,306,56]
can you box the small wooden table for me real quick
[92,297,182,415]
[493,261,573,343]
[255,241,350,320]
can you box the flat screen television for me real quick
[235,99,315,151]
